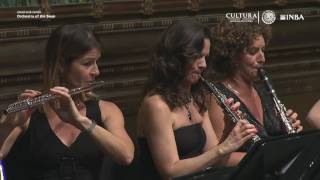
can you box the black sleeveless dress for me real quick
[214,82,286,151]
[137,123,235,180]
[137,123,206,180]
[3,100,105,180]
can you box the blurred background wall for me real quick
[0,0,319,137]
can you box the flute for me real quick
[3,81,105,115]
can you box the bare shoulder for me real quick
[137,94,173,136]
[99,100,121,112]
[306,99,320,126]
[98,100,124,123]
[138,94,172,125]
[140,94,170,114]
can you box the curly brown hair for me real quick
[210,20,272,76]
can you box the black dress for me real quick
[137,123,236,180]
[214,82,286,151]
[3,100,106,180]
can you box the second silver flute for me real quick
[199,75,261,143]
[3,81,105,115]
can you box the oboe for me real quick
[199,75,261,143]
[3,81,105,115]
[258,68,296,134]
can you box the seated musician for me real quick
[135,20,257,180]
[208,20,303,164]
[0,24,134,180]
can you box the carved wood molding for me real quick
[92,0,104,18]
[0,0,318,23]
[233,0,246,9]
[232,0,318,8]
[102,0,143,16]
[40,0,50,15]
[0,16,198,42]
[143,0,153,15]
[274,0,288,6]
[1,7,319,42]
[190,0,199,12]
[197,0,233,10]
[152,0,190,13]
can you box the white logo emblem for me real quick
[279,14,304,21]
[261,10,276,24]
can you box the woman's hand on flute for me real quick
[1,90,41,127]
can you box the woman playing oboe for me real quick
[208,20,303,164]
[136,20,257,180]
[0,24,134,180]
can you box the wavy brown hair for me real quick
[43,24,102,100]
[144,21,211,113]
[210,20,272,76]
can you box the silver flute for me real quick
[3,81,105,114]
[199,75,261,143]
[258,68,296,134]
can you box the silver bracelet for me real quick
[85,120,96,133]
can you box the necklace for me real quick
[184,96,192,121]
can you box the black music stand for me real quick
[230,130,320,180]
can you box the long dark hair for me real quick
[145,20,211,113]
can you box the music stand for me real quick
[230,130,320,180]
